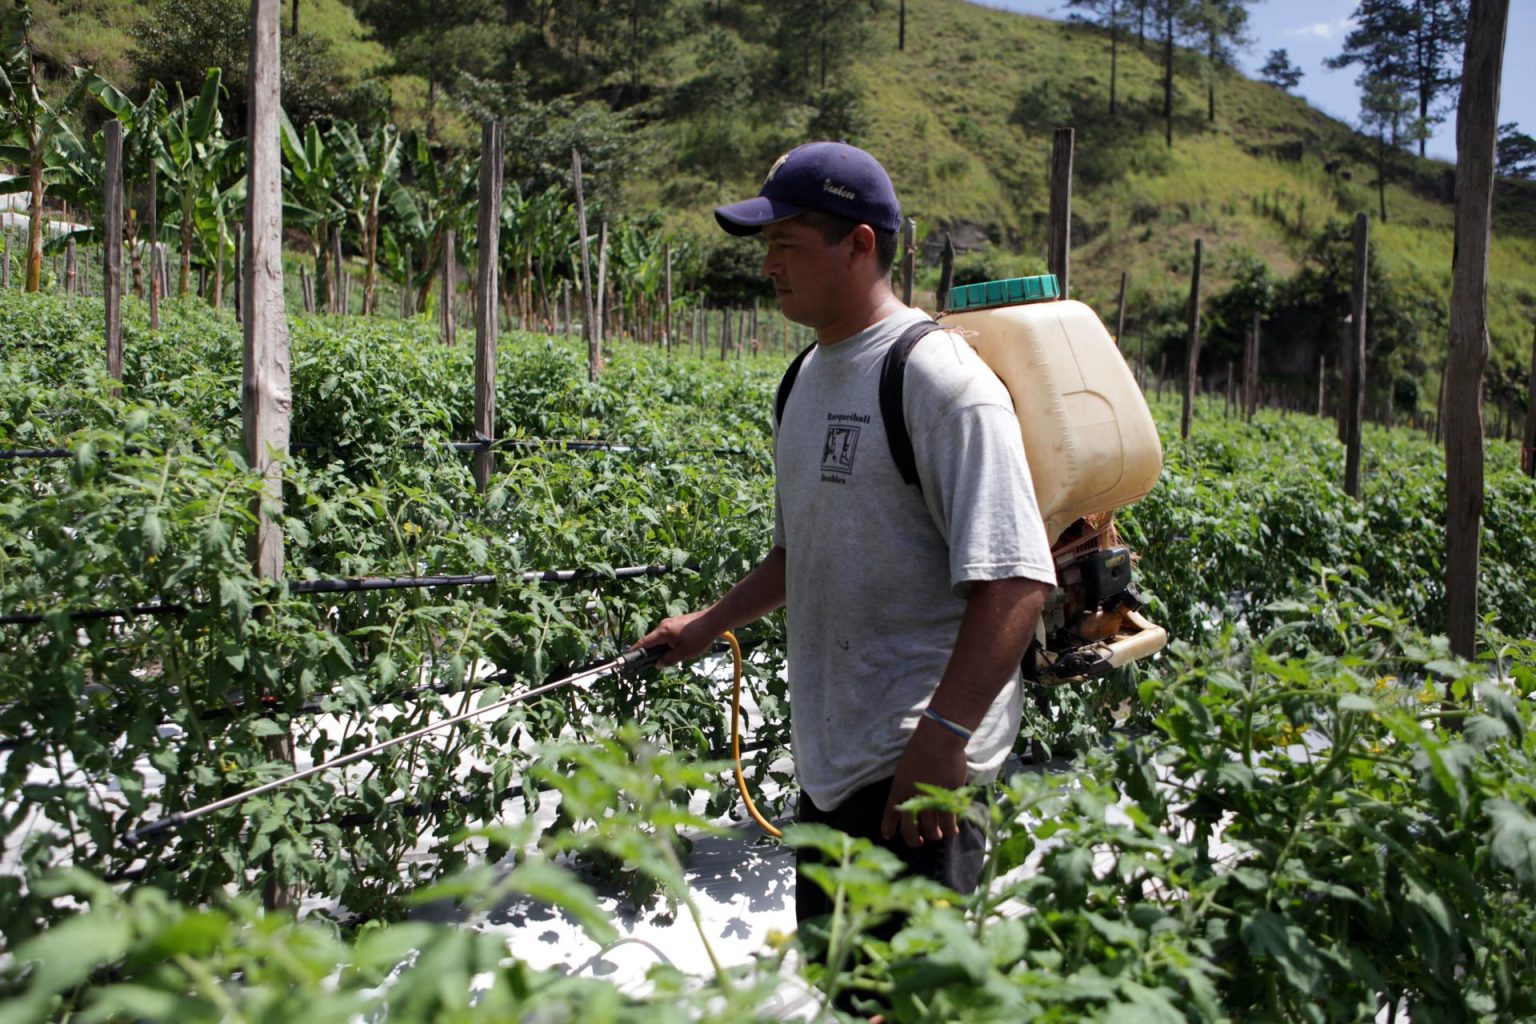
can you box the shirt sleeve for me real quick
[906,338,1056,596]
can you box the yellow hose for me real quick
[724,630,782,838]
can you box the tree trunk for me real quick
[1163,6,1175,148]
[1110,0,1119,116]
[1443,0,1509,662]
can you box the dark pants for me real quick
[794,775,986,931]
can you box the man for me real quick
[634,141,1055,926]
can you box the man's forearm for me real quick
[699,545,787,634]
[925,577,1050,731]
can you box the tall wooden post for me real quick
[899,0,907,50]
[1344,212,1369,500]
[1113,271,1127,350]
[937,232,955,313]
[1180,238,1203,440]
[2,231,9,289]
[473,121,503,494]
[330,231,344,314]
[595,220,609,349]
[1047,127,1074,298]
[1444,0,1509,662]
[1317,355,1326,417]
[439,229,456,346]
[65,238,77,294]
[243,0,295,911]
[401,245,413,317]
[901,217,916,306]
[663,242,673,354]
[572,150,599,380]
[103,121,124,383]
[233,224,244,323]
[1246,309,1261,420]
[1522,319,1535,478]
[146,164,159,323]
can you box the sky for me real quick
[980,0,1534,163]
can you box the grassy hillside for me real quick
[17,0,1536,413]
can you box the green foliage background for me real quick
[1,285,1535,1020]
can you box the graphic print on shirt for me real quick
[821,412,870,484]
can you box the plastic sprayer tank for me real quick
[938,276,1163,546]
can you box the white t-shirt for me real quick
[773,306,1057,810]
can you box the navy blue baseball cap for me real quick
[714,141,902,236]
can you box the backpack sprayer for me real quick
[940,274,1167,684]
[777,274,1167,687]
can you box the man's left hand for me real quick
[880,717,969,848]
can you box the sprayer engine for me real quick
[1024,519,1167,686]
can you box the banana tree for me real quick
[331,121,403,315]
[158,68,236,298]
[0,3,85,292]
[392,130,477,314]
[499,182,580,331]
[80,72,171,297]
[280,113,344,311]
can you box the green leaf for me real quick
[11,912,133,999]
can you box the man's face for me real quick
[760,217,855,330]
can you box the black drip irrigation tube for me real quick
[0,563,685,626]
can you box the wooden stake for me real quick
[243,0,295,910]
[571,149,600,381]
[1048,127,1074,299]
[1114,271,1127,350]
[1344,212,1368,500]
[103,121,124,383]
[65,237,77,294]
[595,220,608,348]
[440,229,456,346]
[233,224,244,323]
[1180,238,1202,440]
[901,217,916,306]
[1318,355,1326,417]
[331,231,343,314]
[938,232,955,313]
[1444,0,1509,661]
[473,121,503,494]
[663,242,673,354]
[1247,309,1261,420]
[1522,318,1535,478]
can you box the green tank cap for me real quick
[946,274,1060,312]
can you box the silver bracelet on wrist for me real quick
[923,706,974,741]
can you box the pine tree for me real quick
[1259,48,1304,90]
[1066,0,1127,116]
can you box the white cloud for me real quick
[1288,18,1354,39]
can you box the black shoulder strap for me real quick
[774,342,817,428]
[879,319,946,489]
